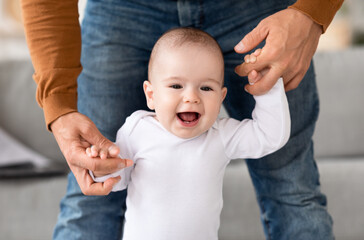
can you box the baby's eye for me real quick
[201,86,213,91]
[170,84,182,89]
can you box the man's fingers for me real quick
[82,176,121,196]
[104,176,121,191]
[50,112,127,196]
[85,157,133,173]
[248,70,259,85]
[234,23,268,54]
[284,73,304,92]
[71,148,132,172]
[248,68,269,85]
[72,157,124,196]
[69,166,109,196]
[245,67,281,95]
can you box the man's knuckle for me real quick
[103,186,112,195]
[81,186,91,195]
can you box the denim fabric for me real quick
[53,0,334,239]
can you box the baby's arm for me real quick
[86,145,133,192]
[220,77,290,159]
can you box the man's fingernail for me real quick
[244,87,249,92]
[126,159,134,166]
[119,159,133,168]
[235,42,245,51]
[113,176,121,185]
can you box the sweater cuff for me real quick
[288,0,344,33]
[32,67,81,131]
[43,93,78,131]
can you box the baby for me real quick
[88,27,290,240]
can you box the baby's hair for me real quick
[148,27,224,83]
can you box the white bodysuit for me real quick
[92,79,290,240]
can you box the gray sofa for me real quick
[1,38,363,240]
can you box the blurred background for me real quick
[2,0,364,50]
[1,0,363,239]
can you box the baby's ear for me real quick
[221,87,227,102]
[143,80,155,110]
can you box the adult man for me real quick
[21,0,343,239]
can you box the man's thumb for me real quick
[234,25,267,54]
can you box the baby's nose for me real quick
[183,90,200,103]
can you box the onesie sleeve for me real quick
[90,114,137,192]
[218,78,290,159]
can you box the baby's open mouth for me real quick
[177,112,201,124]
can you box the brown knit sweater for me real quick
[21,0,344,130]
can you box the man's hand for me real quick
[51,112,133,195]
[234,8,323,95]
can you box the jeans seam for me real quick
[260,198,272,240]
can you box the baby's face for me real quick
[144,44,227,139]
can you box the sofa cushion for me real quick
[313,47,364,157]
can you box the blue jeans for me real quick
[53,0,334,239]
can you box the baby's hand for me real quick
[86,145,110,160]
[244,48,261,64]
[86,145,114,177]
[244,48,267,86]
